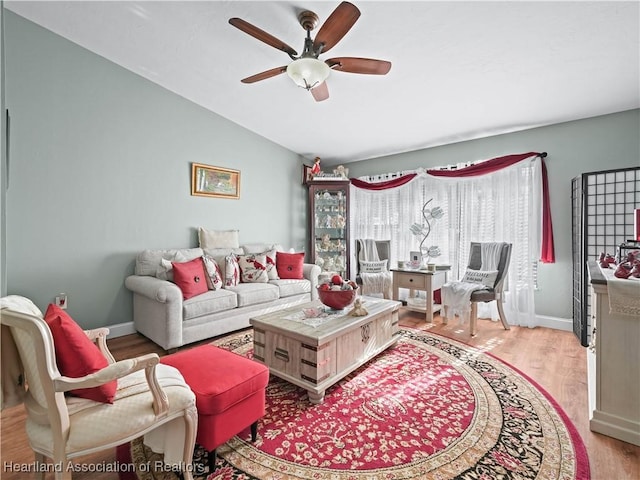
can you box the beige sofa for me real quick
[125,243,320,350]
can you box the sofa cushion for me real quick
[172,257,209,299]
[276,252,305,279]
[198,228,240,249]
[182,289,238,320]
[44,304,116,404]
[241,243,285,254]
[157,251,189,281]
[237,254,269,283]
[269,279,311,298]
[203,247,244,258]
[224,283,279,307]
[135,248,204,278]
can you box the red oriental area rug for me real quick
[119,328,589,480]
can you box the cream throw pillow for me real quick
[462,269,499,288]
[198,228,240,249]
[360,259,388,274]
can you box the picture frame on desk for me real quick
[409,251,421,269]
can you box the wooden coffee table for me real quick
[250,297,401,404]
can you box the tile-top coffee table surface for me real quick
[250,296,401,404]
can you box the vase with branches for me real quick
[409,198,443,265]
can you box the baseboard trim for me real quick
[107,321,136,338]
[534,315,573,332]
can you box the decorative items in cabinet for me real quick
[308,180,350,278]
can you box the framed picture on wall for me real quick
[191,163,240,199]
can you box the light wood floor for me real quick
[1,309,638,479]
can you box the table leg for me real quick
[308,390,325,404]
[392,276,400,301]
[425,276,434,323]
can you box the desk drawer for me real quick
[396,272,428,290]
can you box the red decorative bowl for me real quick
[317,287,358,310]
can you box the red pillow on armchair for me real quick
[44,304,116,404]
[276,252,305,279]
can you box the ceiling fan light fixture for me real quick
[286,58,330,90]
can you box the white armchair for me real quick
[0,296,197,480]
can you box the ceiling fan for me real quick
[229,1,391,102]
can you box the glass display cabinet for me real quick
[308,180,350,279]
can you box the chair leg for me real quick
[54,463,72,480]
[470,302,478,336]
[52,451,72,480]
[442,305,449,325]
[251,420,258,442]
[208,449,217,473]
[34,452,45,480]
[497,300,510,330]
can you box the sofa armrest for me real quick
[125,275,184,350]
[125,275,182,303]
[303,264,321,300]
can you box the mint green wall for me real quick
[1,4,6,297]
[345,109,640,320]
[3,11,306,328]
[5,10,638,327]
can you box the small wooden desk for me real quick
[391,268,449,323]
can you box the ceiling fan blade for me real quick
[311,82,329,102]
[241,66,288,84]
[312,2,361,54]
[229,18,298,57]
[326,57,391,75]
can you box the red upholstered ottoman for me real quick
[161,344,269,472]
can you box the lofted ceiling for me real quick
[5,1,640,166]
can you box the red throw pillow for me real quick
[276,252,305,279]
[172,257,209,299]
[44,304,116,404]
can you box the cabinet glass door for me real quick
[309,182,349,278]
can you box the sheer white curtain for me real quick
[350,158,543,328]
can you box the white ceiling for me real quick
[5,1,640,165]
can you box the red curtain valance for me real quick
[350,173,417,190]
[350,152,555,263]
